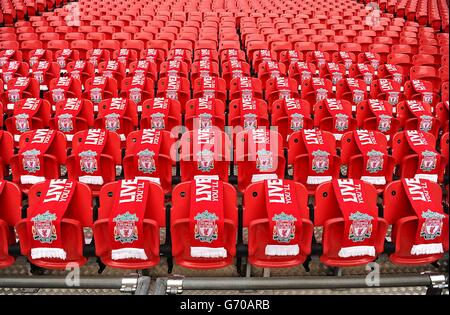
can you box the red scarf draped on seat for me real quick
[302,129,335,184]
[109,179,150,260]
[248,129,279,183]
[264,179,302,256]
[75,129,108,185]
[333,179,378,258]
[12,98,42,139]
[402,178,446,255]
[19,129,56,185]
[133,129,162,184]
[27,179,77,260]
[189,176,226,258]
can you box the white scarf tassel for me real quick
[31,247,67,260]
[361,176,386,185]
[411,243,443,256]
[111,248,148,260]
[338,246,376,258]
[78,175,104,185]
[21,175,46,185]
[190,247,227,258]
[265,244,299,256]
[414,174,438,182]
[307,176,332,185]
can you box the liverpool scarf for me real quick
[27,179,77,260]
[404,100,434,133]
[302,129,334,184]
[189,176,226,258]
[75,129,108,185]
[402,178,446,255]
[132,129,162,184]
[354,130,388,185]
[333,179,378,258]
[145,97,170,130]
[13,98,42,137]
[324,99,350,140]
[109,179,150,260]
[55,98,83,137]
[405,130,442,182]
[264,179,301,256]
[19,129,56,184]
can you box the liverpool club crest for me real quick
[90,88,102,103]
[15,113,30,133]
[378,114,392,133]
[335,113,349,132]
[388,92,399,105]
[137,149,156,174]
[52,88,65,103]
[105,113,121,132]
[272,212,297,243]
[31,211,57,244]
[420,150,437,172]
[419,115,433,132]
[79,150,98,174]
[256,149,273,171]
[194,210,219,243]
[243,113,258,130]
[366,150,384,173]
[422,92,433,105]
[311,150,330,174]
[316,88,328,102]
[198,113,213,130]
[8,89,21,103]
[57,113,74,132]
[420,210,444,240]
[290,113,304,131]
[151,112,166,130]
[129,88,142,104]
[113,211,139,244]
[22,149,41,173]
[197,149,215,172]
[348,211,373,242]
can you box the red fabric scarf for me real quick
[100,98,127,139]
[384,64,403,84]
[189,176,226,258]
[116,49,130,66]
[167,60,182,76]
[264,179,302,256]
[248,129,278,182]
[75,129,108,185]
[240,94,259,130]
[265,60,281,79]
[378,79,401,106]
[198,59,213,78]
[89,49,105,67]
[90,76,108,104]
[338,51,353,70]
[133,129,162,184]
[199,75,218,99]
[302,129,334,184]
[0,49,16,67]
[236,76,254,97]
[109,179,150,260]
[2,60,19,84]
[52,77,72,104]
[165,75,181,100]
[312,51,326,68]
[333,179,378,257]
[345,78,365,104]
[13,98,42,136]
[404,100,434,133]
[133,60,151,77]
[229,59,244,78]
[364,52,379,69]
[311,77,329,103]
[56,49,73,69]
[411,80,434,105]
[326,62,344,85]
[287,50,301,64]
[354,130,388,185]
[29,49,46,67]
[275,76,292,99]
[357,63,374,86]
[284,97,307,134]
[194,97,215,130]
[128,74,146,105]
[324,99,350,139]
[55,98,83,136]
[27,179,77,260]
[146,97,170,130]
[18,129,56,185]
[193,128,218,175]
[405,130,442,182]
[143,49,158,63]
[7,77,30,103]
[295,62,313,83]
[32,61,51,86]
[69,60,86,81]
[367,99,394,137]
[102,60,120,79]
[402,178,446,255]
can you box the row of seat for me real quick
[1,0,68,26]
[0,177,448,270]
[0,127,447,194]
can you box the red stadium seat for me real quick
[93,179,165,269]
[185,97,226,131]
[384,179,449,265]
[243,179,314,268]
[314,179,388,267]
[16,179,92,269]
[171,178,237,269]
[397,100,440,138]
